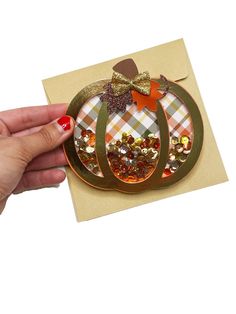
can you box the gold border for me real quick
[64,79,203,193]
[154,80,204,189]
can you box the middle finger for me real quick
[26,147,68,171]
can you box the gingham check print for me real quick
[75,95,160,143]
[75,93,193,143]
[106,105,160,142]
[75,96,101,133]
[160,93,193,138]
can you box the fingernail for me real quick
[57,115,71,131]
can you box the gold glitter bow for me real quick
[111,71,151,96]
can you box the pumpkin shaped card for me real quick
[64,59,203,193]
[43,39,227,221]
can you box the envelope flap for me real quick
[126,38,189,81]
[43,39,188,104]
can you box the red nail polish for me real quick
[57,116,71,131]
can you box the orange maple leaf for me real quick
[131,80,163,112]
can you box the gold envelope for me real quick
[43,39,228,221]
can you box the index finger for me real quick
[0,103,68,133]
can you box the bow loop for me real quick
[111,71,151,96]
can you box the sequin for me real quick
[148,133,155,139]
[75,131,192,181]
[153,138,160,149]
[179,153,187,162]
[180,135,190,146]
[183,148,191,155]
[127,152,134,159]
[107,134,160,182]
[170,160,180,173]
[74,129,101,176]
[81,129,87,137]
[135,138,142,146]
[75,138,84,147]
[171,136,179,145]
[108,143,116,152]
[119,144,129,154]
[127,135,135,144]
[141,148,148,155]
[175,143,184,153]
[88,133,95,146]
[83,135,90,143]
[163,135,193,176]
[86,146,95,153]
[183,142,192,154]
[169,153,176,162]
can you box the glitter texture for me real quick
[100,83,133,114]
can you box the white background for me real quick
[0,0,235,313]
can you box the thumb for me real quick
[21,115,74,161]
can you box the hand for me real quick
[0,104,74,214]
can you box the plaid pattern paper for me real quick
[75,96,160,143]
[75,96,101,134]
[75,93,193,143]
[160,93,193,138]
[106,105,159,143]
